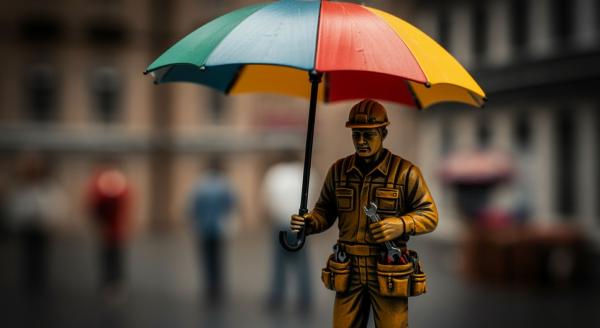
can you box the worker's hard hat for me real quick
[345,99,390,128]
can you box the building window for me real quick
[552,0,573,45]
[510,0,529,54]
[207,89,225,123]
[441,119,454,154]
[19,16,64,43]
[476,116,492,149]
[471,2,488,61]
[555,110,576,218]
[90,66,122,123]
[513,112,532,151]
[85,19,128,46]
[24,63,58,122]
[437,5,451,49]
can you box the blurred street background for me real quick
[1,0,599,327]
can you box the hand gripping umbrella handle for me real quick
[279,208,308,252]
[279,71,322,252]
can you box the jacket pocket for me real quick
[321,254,351,293]
[375,188,400,214]
[335,187,354,212]
[376,261,413,297]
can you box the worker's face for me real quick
[352,128,385,158]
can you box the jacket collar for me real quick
[346,149,391,177]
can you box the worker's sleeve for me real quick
[307,165,337,235]
[400,165,438,236]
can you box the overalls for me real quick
[308,149,438,328]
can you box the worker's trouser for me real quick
[333,255,408,328]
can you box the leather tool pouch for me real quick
[376,249,428,297]
[321,254,351,293]
[376,261,413,297]
[410,271,427,296]
[408,249,427,296]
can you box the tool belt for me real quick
[321,242,427,297]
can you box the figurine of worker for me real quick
[291,99,438,328]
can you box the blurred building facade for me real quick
[411,0,600,245]
[0,0,598,245]
[0,0,414,234]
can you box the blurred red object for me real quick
[476,208,515,230]
[87,169,132,245]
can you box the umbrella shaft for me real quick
[299,71,322,216]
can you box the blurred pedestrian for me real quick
[7,152,67,294]
[262,152,317,313]
[188,157,236,304]
[86,163,132,301]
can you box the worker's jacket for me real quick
[308,149,438,244]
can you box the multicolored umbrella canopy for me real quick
[145,0,486,109]
[145,0,487,251]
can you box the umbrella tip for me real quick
[425,81,432,88]
[479,97,488,108]
[200,66,206,71]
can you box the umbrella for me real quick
[144,0,486,251]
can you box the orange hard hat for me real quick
[345,99,390,128]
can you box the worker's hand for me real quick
[370,217,404,243]
[290,213,314,233]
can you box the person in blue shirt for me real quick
[189,157,236,304]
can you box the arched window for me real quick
[24,63,58,122]
[90,66,122,123]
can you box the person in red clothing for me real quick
[87,164,132,297]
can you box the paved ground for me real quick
[1,226,599,328]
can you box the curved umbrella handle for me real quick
[279,228,306,252]
[279,72,321,253]
[279,207,308,252]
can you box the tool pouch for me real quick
[376,261,413,297]
[408,249,427,297]
[321,254,351,293]
[410,271,427,296]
